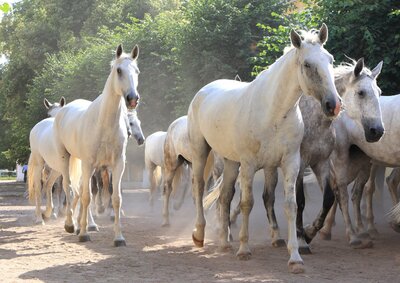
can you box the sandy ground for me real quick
[1,172,400,283]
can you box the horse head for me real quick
[336,58,384,142]
[111,44,140,110]
[291,23,341,118]
[127,109,145,145]
[44,96,66,117]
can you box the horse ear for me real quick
[234,74,241,81]
[290,29,302,49]
[60,96,66,107]
[371,61,383,79]
[43,98,51,109]
[116,44,123,59]
[354,58,364,77]
[131,45,139,60]
[319,23,328,44]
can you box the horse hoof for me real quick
[390,222,400,233]
[41,213,51,221]
[88,225,99,232]
[304,224,317,242]
[299,246,312,255]
[272,239,286,248]
[79,234,91,242]
[173,203,183,210]
[319,230,331,241]
[75,228,80,235]
[351,238,373,249]
[367,228,379,239]
[51,213,58,220]
[288,262,305,274]
[229,233,233,242]
[217,244,232,253]
[114,239,127,247]
[64,224,75,234]
[236,251,252,260]
[192,233,204,248]
[97,206,105,214]
[161,222,170,228]
[357,232,371,239]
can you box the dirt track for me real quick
[1,175,399,283]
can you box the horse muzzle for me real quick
[364,122,384,143]
[321,94,341,118]
[126,91,140,109]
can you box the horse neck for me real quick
[249,50,302,119]
[97,76,123,131]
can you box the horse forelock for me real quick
[110,53,137,69]
[284,29,325,54]
[334,60,373,84]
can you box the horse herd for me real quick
[26,24,400,274]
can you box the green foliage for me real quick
[1,0,399,167]
[313,0,400,95]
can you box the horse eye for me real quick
[358,90,365,97]
[304,62,311,68]
[117,68,122,75]
[130,122,133,126]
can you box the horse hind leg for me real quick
[365,165,379,238]
[42,170,61,220]
[31,158,45,225]
[218,159,239,252]
[262,168,285,248]
[190,139,211,248]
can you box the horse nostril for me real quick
[325,101,334,114]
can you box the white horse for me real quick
[188,24,341,273]
[53,44,140,246]
[74,107,145,226]
[28,97,66,224]
[320,94,400,242]
[145,131,167,206]
[163,116,206,227]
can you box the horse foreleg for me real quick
[304,161,334,245]
[281,155,304,274]
[365,165,379,238]
[351,165,371,236]
[386,168,400,232]
[147,163,158,207]
[162,165,178,227]
[295,167,310,254]
[218,159,239,251]
[262,168,283,248]
[112,159,126,246]
[78,162,94,242]
[386,168,400,206]
[236,162,255,261]
[61,163,75,234]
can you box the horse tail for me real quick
[69,156,82,193]
[203,174,223,210]
[203,151,214,185]
[27,154,36,204]
[388,202,400,224]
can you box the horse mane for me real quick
[334,58,373,94]
[109,52,136,68]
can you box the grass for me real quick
[0,176,17,181]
